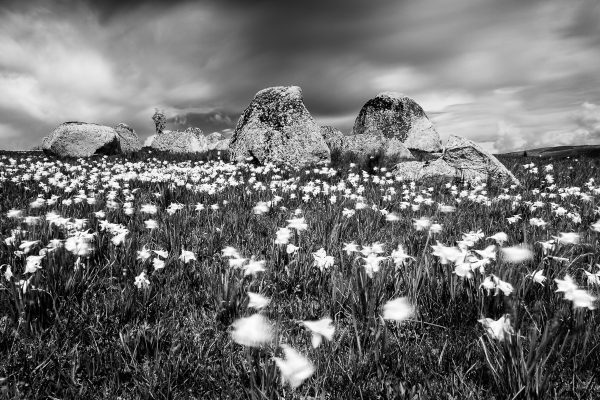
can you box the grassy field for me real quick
[0,149,599,399]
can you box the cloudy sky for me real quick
[1,0,599,152]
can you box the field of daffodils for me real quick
[0,150,599,399]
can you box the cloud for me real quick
[0,0,599,150]
[573,102,600,139]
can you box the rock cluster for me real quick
[38,86,517,185]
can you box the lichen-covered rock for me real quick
[207,132,222,144]
[352,92,442,152]
[150,130,208,153]
[320,126,344,151]
[444,135,519,184]
[229,86,330,165]
[114,123,142,153]
[43,122,121,158]
[393,158,458,181]
[208,138,230,151]
[341,134,414,159]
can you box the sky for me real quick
[1,0,599,152]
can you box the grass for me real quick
[0,148,599,399]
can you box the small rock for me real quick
[444,135,519,185]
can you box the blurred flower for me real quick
[111,231,128,246]
[391,245,414,267]
[222,246,240,258]
[247,292,270,310]
[179,249,196,264]
[137,247,152,261]
[302,317,335,348]
[24,255,44,274]
[342,242,359,255]
[286,243,299,254]
[478,315,513,341]
[287,217,308,231]
[231,314,273,347]
[144,219,158,230]
[273,345,315,389]
[385,213,400,222]
[153,250,168,258]
[6,209,23,218]
[453,263,473,279]
[439,205,456,213]
[382,297,414,322]
[501,245,533,263]
[429,223,443,234]
[537,240,555,254]
[474,245,496,260]
[487,232,508,245]
[253,201,270,215]
[555,275,578,300]
[362,254,386,278]
[18,240,39,254]
[413,217,431,231]
[140,204,158,214]
[153,258,165,270]
[554,232,580,245]
[134,271,150,289]
[584,270,600,286]
[312,248,334,271]
[65,233,94,256]
[4,265,13,281]
[342,208,355,218]
[243,259,266,276]
[527,270,547,286]
[570,289,596,310]
[431,242,462,265]
[275,227,292,245]
[591,220,600,232]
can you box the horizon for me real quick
[1,0,599,152]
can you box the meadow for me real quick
[0,149,599,399]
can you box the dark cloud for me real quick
[0,0,599,151]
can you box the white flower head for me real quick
[478,314,513,341]
[231,314,273,347]
[247,292,270,310]
[302,317,335,348]
[382,297,414,322]
[273,345,315,389]
[501,245,533,264]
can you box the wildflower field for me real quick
[0,149,599,399]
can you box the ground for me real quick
[0,149,599,399]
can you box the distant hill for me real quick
[499,144,600,158]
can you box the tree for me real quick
[152,109,166,135]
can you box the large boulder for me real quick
[229,86,330,165]
[151,128,208,153]
[114,123,142,153]
[393,158,458,181]
[342,134,414,160]
[444,135,518,184]
[43,122,121,157]
[352,92,442,153]
[320,126,344,151]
